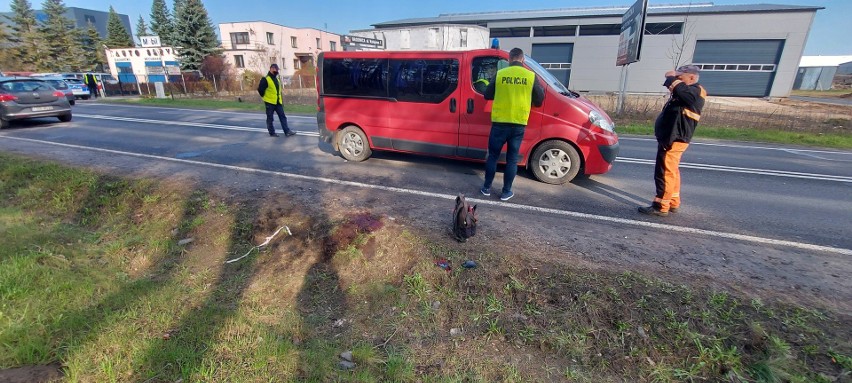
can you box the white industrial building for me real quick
[368,3,823,97]
[349,25,490,51]
[795,55,852,90]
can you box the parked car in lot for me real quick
[36,77,76,105]
[0,77,72,129]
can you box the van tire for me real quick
[529,140,581,184]
[58,114,72,123]
[338,125,372,162]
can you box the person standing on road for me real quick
[480,48,545,201]
[257,63,296,137]
[85,73,98,99]
[639,65,706,217]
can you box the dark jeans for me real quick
[265,102,291,134]
[483,123,526,194]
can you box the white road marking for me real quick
[3,135,850,256]
[617,157,852,183]
[81,102,316,120]
[618,136,852,156]
[75,114,321,137]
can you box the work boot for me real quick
[285,131,297,137]
[638,205,668,217]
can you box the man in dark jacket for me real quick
[257,64,295,137]
[639,65,706,217]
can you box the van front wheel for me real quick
[338,126,372,162]
[529,140,581,184]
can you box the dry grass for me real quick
[586,93,852,135]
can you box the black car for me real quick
[0,77,72,129]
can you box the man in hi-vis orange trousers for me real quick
[639,65,706,217]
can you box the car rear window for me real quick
[0,80,52,92]
[46,80,68,89]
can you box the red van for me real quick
[316,49,618,184]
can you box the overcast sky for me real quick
[1,0,848,55]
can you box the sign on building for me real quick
[616,0,648,66]
[341,35,384,50]
[139,35,162,48]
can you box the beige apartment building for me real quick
[219,21,341,82]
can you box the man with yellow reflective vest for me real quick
[639,64,706,217]
[480,48,545,201]
[257,64,296,137]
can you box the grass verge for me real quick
[617,122,852,149]
[790,89,852,98]
[0,154,849,382]
[100,97,318,114]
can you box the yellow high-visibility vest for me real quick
[262,75,283,105]
[491,65,535,125]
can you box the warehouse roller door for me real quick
[531,43,574,88]
[692,40,785,97]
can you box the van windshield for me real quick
[524,55,576,97]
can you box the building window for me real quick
[316,37,321,49]
[578,24,622,36]
[401,30,410,49]
[693,63,776,72]
[231,32,249,46]
[533,25,578,37]
[84,15,95,24]
[644,22,683,35]
[330,41,337,51]
[428,28,439,48]
[294,59,300,69]
[489,27,530,38]
[267,32,274,45]
[234,55,245,68]
[460,29,468,48]
[291,36,298,48]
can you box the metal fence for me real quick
[106,72,317,101]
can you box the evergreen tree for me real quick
[80,21,105,71]
[104,6,134,48]
[38,0,84,71]
[172,0,219,71]
[135,15,149,41]
[0,21,14,70]
[149,0,173,46]
[5,0,41,70]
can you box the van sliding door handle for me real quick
[450,98,457,113]
[467,98,474,114]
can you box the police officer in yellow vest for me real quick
[480,48,544,201]
[257,64,296,137]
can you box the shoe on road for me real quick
[285,131,297,137]
[638,205,669,217]
[480,187,490,197]
[500,191,514,201]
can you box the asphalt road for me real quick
[3,102,849,251]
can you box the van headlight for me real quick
[589,110,614,132]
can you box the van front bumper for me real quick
[598,141,619,164]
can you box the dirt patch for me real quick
[0,364,63,383]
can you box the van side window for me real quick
[323,58,388,98]
[471,56,508,95]
[389,59,459,103]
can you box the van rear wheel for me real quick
[529,140,581,184]
[338,125,372,162]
